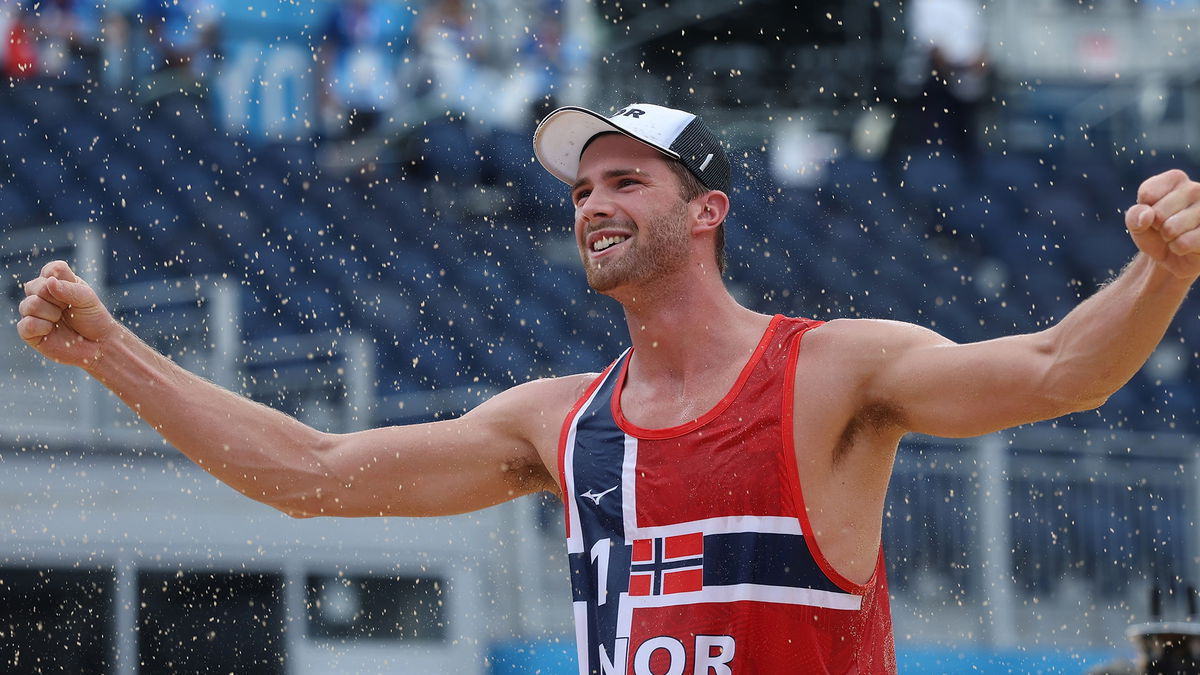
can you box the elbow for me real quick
[1031,331,1119,417]
[269,432,344,519]
[1035,380,1113,419]
[1075,392,1112,413]
[1057,392,1110,416]
[1045,363,1125,416]
[271,490,337,519]
[279,506,319,520]
[1035,378,1120,419]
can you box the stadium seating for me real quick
[4,78,1199,641]
[2,81,1196,430]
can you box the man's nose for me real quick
[577,189,614,224]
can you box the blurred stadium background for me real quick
[2,0,1200,672]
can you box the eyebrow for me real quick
[571,168,646,194]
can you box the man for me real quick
[16,103,1200,674]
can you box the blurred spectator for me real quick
[891,0,990,161]
[402,0,587,219]
[413,0,489,120]
[316,0,412,138]
[138,0,221,100]
[1,3,38,79]
[18,0,103,83]
[404,0,489,210]
[504,0,564,128]
[97,2,135,90]
[420,0,571,132]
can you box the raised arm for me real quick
[843,169,1200,439]
[17,261,579,517]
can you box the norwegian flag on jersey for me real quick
[629,532,704,596]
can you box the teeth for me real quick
[592,235,628,252]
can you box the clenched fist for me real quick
[1127,169,1200,279]
[17,260,120,369]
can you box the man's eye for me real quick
[574,190,590,204]
[619,179,640,188]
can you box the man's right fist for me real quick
[17,260,119,369]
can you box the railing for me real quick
[1,225,107,443]
[0,225,377,448]
[886,428,1199,649]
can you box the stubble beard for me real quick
[581,206,691,295]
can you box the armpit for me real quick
[834,401,906,464]
[500,452,558,497]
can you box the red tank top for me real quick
[558,315,896,674]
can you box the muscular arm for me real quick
[94,329,571,517]
[842,170,1200,439]
[18,262,581,518]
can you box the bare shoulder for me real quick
[799,318,958,417]
[782,318,956,465]
[466,371,602,458]
[479,372,599,417]
[804,317,953,362]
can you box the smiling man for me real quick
[17,102,1200,674]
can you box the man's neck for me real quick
[616,272,770,385]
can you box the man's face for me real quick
[570,134,691,295]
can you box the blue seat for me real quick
[0,176,36,223]
[977,152,1049,208]
[898,154,969,207]
[1064,154,1131,225]
[479,128,542,191]
[1141,381,1200,432]
[414,118,484,190]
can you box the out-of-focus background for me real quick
[1,0,1199,672]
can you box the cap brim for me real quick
[533,106,680,187]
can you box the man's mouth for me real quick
[591,235,629,253]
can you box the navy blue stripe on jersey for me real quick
[571,363,628,544]
[703,532,845,594]
[569,552,592,602]
[568,353,634,674]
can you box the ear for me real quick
[691,190,730,234]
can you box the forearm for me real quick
[86,325,334,514]
[1042,253,1194,405]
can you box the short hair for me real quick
[663,158,727,276]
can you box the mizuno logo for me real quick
[581,485,619,505]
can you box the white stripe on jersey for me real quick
[626,514,804,540]
[573,600,590,675]
[627,582,863,612]
[620,433,639,537]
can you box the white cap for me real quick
[533,103,731,193]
